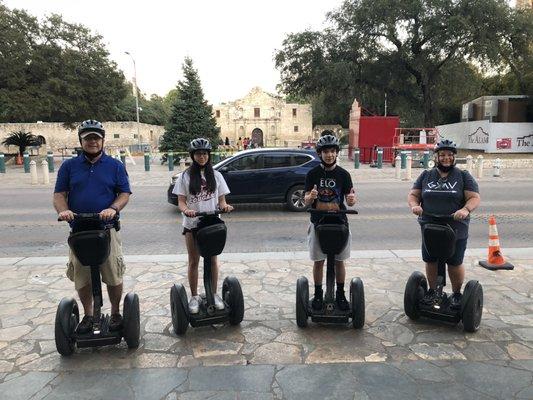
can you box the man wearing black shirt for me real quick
[304,135,356,311]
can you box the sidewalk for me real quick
[1,249,532,399]
[1,155,533,188]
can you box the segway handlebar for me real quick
[57,212,101,222]
[194,209,229,217]
[421,212,455,221]
[307,209,358,215]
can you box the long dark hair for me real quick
[188,155,216,195]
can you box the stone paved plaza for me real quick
[0,250,532,399]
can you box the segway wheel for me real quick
[54,297,79,356]
[222,276,244,325]
[404,271,427,320]
[170,283,189,334]
[295,277,309,328]
[461,280,483,332]
[123,292,140,348]
[350,277,365,329]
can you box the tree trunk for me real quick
[421,79,435,127]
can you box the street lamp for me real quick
[124,51,141,149]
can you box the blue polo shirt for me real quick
[54,153,132,213]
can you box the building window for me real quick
[216,110,221,118]
[292,108,297,117]
[294,125,299,133]
[133,134,138,139]
[114,134,120,139]
[254,108,260,118]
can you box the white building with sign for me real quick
[437,120,533,153]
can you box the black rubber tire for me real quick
[286,185,307,212]
[54,297,79,356]
[170,283,189,335]
[404,271,427,320]
[350,278,365,329]
[462,280,483,333]
[123,292,140,348]
[223,276,244,325]
[296,277,309,328]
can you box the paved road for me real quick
[0,180,531,256]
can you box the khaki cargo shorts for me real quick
[66,228,126,290]
[307,223,351,262]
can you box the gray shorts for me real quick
[307,223,351,262]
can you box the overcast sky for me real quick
[5,0,343,104]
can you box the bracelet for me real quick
[109,205,119,212]
[464,206,471,213]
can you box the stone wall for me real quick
[0,122,165,154]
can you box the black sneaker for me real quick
[449,293,462,310]
[311,292,323,310]
[336,291,350,311]
[421,289,437,305]
[109,313,123,331]
[76,315,93,334]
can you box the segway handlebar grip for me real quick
[307,209,358,215]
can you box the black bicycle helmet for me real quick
[189,138,212,153]
[78,119,105,139]
[434,139,457,154]
[316,134,339,152]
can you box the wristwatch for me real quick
[109,205,119,213]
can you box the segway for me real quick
[296,209,365,329]
[170,210,244,335]
[55,213,140,356]
[404,213,483,332]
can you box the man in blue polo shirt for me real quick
[53,120,132,334]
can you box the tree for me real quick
[159,58,220,152]
[1,130,41,155]
[276,0,529,127]
[0,4,127,123]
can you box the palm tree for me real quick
[1,130,41,156]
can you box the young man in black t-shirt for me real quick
[304,135,356,311]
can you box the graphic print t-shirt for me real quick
[305,165,353,224]
[412,167,479,239]
[173,169,230,229]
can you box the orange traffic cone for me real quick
[479,215,514,270]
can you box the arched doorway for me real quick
[37,135,46,145]
[251,128,264,147]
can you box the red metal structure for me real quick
[358,116,400,163]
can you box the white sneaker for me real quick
[214,293,225,310]
[189,295,200,314]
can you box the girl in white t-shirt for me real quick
[173,138,233,314]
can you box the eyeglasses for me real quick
[194,151,209,156]
[82,136,102,142]
[438,154,454,159]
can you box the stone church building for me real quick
[214,87,312,147]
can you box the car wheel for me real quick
[286,185,307,212]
